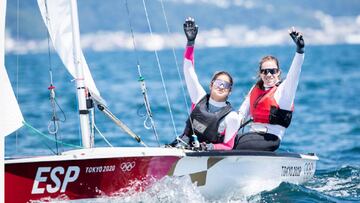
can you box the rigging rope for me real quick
[141,0,178,137]
[94,124,113,147]
[158,0,196,139]
[124,0,160,146]
[159,0,191,115]
[44,0,67,154]
[23,121,83,149]
[15,0,20,154]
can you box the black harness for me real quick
[183,95,232,143]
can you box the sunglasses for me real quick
[260,68,279,75]
[213,79,232,90]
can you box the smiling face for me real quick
[259,59,281,87]
[209,73,232,102]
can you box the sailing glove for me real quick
[289,27,305,54]
[184,17,198,46]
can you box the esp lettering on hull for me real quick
[32,166,80,194]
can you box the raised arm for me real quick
[183,17,206,105]
[275,27,305,110]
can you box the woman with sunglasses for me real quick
[235,27,305,151]
[174,17,240,151]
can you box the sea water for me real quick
[5,44,360,202]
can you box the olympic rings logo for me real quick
[120,161,136,172]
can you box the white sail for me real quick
[37,0,102,101]
[0,0,24,137]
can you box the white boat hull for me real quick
[174,151,317,199]
[5,147,318,202]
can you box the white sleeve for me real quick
[183,46,206,104]
[238,87,252,123]
[223,111,240,143]
[274,53,304,110]
[213,111,240,150]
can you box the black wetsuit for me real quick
[234,132,280,151]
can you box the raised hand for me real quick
[183,17,198,46]
[289,27,305,54]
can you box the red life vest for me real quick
[249,85,293,128]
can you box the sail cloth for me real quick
[0,53,24,138]
[37,0,103,102]
[0,0,24,137]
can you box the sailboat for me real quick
[2,0,318,202]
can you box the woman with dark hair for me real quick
[235,27,305,151]
[174,17,239,150]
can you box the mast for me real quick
[69,0,92,148]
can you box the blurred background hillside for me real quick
[5,0,360,53]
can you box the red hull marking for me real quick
[5,156,180,203]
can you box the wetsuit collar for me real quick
[263,84,273,90]
[209,97,227,108]
[263,80,281,90]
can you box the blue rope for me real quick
[23,121,83,149]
